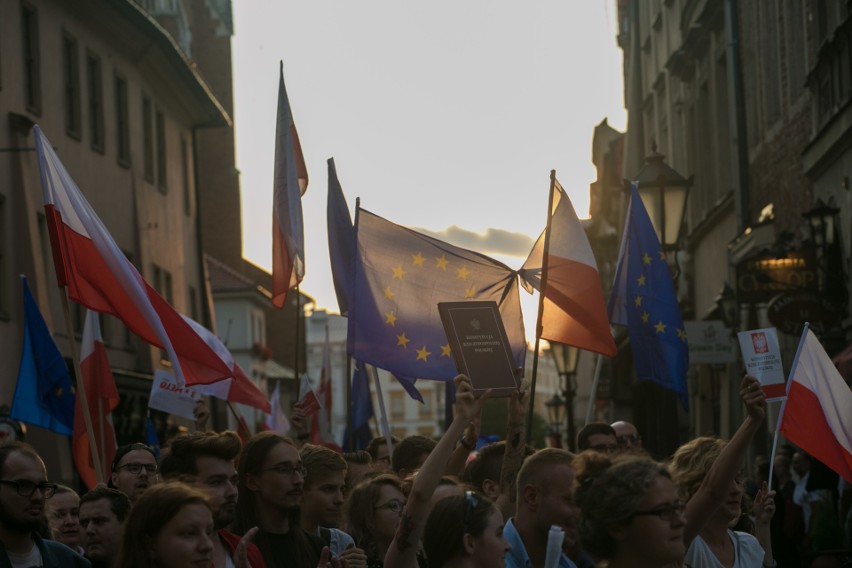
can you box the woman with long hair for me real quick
[117,482,214,568]
[345,474,407,567]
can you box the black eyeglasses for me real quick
[617,434,641,446]
[263,463,307,478]
[589,443,619,454]
[374,498,406,515]
[463,490,480,534]
[0,479,58,499]
[634,500,685,522]
[115,462,158,475]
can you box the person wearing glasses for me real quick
[573,453,686,567]
[231,432,327,568]
[575,423,618,455]
[610,421,643,454]
[0,442,90,567]
[344,474,406,567]
[109,443,159,502]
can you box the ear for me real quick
[481,479,500,501]
[462,532,476,555]
[110,472,119,487]
[521,484,538,510]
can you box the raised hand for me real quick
[508,379,530,422]
[234,526,259,568]
[739,375,766,423]
[338,544,367,568]
[453,375,489,423]
[193,399,210,432]
[753,481,777,526]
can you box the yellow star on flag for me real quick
[677,328,687,342]
[392,265,406,280]
[642,253,652,265]
[465,286,476,298]
[54,387,63,397]
[634,295,643,307]
[397,332,411,348]
[456,265,471,280]
[659,251,667,260]
[654,321,667,334]
[637,274,646,286]
[441,344,452,357]
[411,252,426,267]
[385,311,397,326]
[416,346,432,362]
[642,311,650,324]
[435,256,449,270]
[383,286,395,299]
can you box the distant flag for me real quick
[520,176,617,356]
[310,328,341,451]
[271,62,308,308]
[343,360,374,451]
[265,380,291,434]
[780,327,852,483]
[348,207,526,381]
[145,416,160,458]
[327,158,355,316]
[33,125,232,387]
[73,310,120,488]
[11,276,75,435]
[295,373,321,416]
[608,184,689,409]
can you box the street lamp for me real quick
[803,198,840,248]
[549,342,579,451]
[545,393,566,448]
[629,142,694,251]
[713,283,738,330]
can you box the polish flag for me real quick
[272,62,309,308]
[310,329,340,450]
[73,311,119,489]
[34,125,232,387]
[522,178,617,356]
[265,381,291,434]
[780,328,852,483]
[294,373,321,416]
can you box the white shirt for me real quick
[685,530,765,567]
[7,544,43,568]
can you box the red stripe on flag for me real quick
[781,380,852,483]
[761,382,787,400]
[272,215,295,308]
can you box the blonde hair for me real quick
[669,436,726,501]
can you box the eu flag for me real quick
[11,276,76,435]
[343,360,374,451]
[607,185,689,409]
[327,157,355,316]
[348,208,526,381]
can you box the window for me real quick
[180,135,191,214]
[21,1,41,114]
[188,286,198,321]
[87,52,104,152]
[142,96,154,182]
[115,73,130,166]
[390,392,405,420]
[152,264,162,295]
[62,32,81,139]
[156,109,166,192]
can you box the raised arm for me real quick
[495,384,528,518]
[752,481,776,566]
[384,375,488,568]
[682,374,766,546]
[444,404,481,477]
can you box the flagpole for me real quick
[585,353,604,425]
[226,400,251,438]
[527,170,558,443]
[294,285,301,378]
[59,291,105,484]
[767,321,809,492]
[368,364,394,455]
[345,355,353,450]
[97,398,106,481]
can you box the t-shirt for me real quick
[684,530,765,567]
[317,527,355,557]
[259,530,325,568]
[7,545,43,568]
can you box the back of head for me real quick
[462,441,505,491]
[118,482,210,567]
[573,453,671,559]
[300,444,347,489]
[669,436,726,500]
[392,435,437,475]
[343,450,372,466]
[345,474,402,550]
[80,484,132,523]
[423,492,495,568]
[576,422,617,451]
[366,436,400,461]
[515,448,572,504]
[159,430,241,479]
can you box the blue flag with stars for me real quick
[349,208,526,381]
[608,185,689,409]
[11,276,76,435]
[343,360,375,451]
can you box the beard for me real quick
[0,502,43,534]
[214,506,236,530]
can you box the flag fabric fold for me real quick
[520,178,616,356]
[33,125,232,387]
[607,184,689,408]
[781,328,852,483]
[265,380,291,434]
[310,328,341,451]
[11,276,75,435]
[327,158,355,316]
[73,310,120,488]
[348,207,526,381]
[271,62,308,308]
[295,373,321,416]
[343,360,375,451]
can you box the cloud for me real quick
[412,225,536,258]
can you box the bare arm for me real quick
[497,384,528,517]
[384,376,488,568]
[752,482,776,566]
[444,410,481,477]
[683,375,766,546]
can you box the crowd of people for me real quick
[1,374,849,568]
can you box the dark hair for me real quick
[0,442,43,477]
[80,484,132,522]
[343,450,372,465]
[300,444,347,489]
[117,482,211,567]
[345,474,403,562]
[462,442,535,492]
[232,432,318,568]
[576,422,616,451]
[366,436,400,462]
[423,492,496,568]
[159,431,241,479]
[111,443,156,473]
[392,435,437,474]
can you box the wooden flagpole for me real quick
[59,293,105,484]
[294,284,301,379]
[526,170,558,443]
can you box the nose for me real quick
[503,537,511,553]
[199,532,214,554]
[334,489,344,506]
[225,480,238,500]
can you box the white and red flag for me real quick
[294,373,321,416]
[34,125,232,387]
[265,380,291,434]
[781,327,852,483]
[521,177,617,356]
[73,310,119,489]
[271,62,309,308]
[310,328,340,450]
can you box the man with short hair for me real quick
[610,420,643,453]
[575,422,618,454]
[78,485,130,568]
[341,451,372,499]
[504,448,578,568]
[159,431,264,568]
[109,443,158,502]
[391,435,436,478]
[365,436,399,473]
[0,442,90,567]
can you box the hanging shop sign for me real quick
[735,250,817,303]
[767,291,844,335]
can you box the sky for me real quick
[231,2,627,339]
